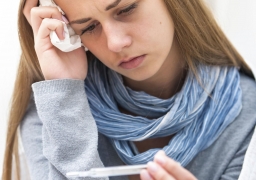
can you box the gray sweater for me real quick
[20,74,256,180]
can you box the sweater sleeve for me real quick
[238,128,256,180]
[20,79,108,180]
[220,128,254,180]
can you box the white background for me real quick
[0,0,21,177]
[0,0,255,177]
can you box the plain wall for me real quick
[0,0,20,177]
[205,0,256,74]
[0,0,255,177]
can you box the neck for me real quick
[123,38,187,99]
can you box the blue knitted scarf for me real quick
[85,59,242,166]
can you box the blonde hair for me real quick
[2,0,252,179]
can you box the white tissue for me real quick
[39,0,85,52]
[39,0,65,14]
[50,22,81,52]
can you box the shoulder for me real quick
[186,73,256,180]
[216,73,256,143]
[207,73,256,155]
[240,73,256,106]
[237,73,256,134]
[198,73,256,152]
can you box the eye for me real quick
[80,3,138,36]
[117,3,138,16]
[81,22,100,35]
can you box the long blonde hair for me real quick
[2,0,252,179]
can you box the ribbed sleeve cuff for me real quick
[32,79,85,96]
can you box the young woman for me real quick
[2,0,256,179]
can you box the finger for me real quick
[154,151,196,180]
[140,169,154,180]
[36,18,65,42]
[23,0,38,24]
[147,162,175,180]
[30,6,63,36]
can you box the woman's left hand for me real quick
[140,151,197,180]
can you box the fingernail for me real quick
[148,162,158,173]
[62,15,69,24]
[155,153,166,165]
[141,170,152,180]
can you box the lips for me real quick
[119,55,146,69]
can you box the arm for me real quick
[20,79,108,180]
[238,127,256,180]
[220,129,255,180]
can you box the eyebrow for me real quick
[105,0,122,11]
[70,0,122,25]
[70,18,92,25]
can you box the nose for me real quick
[103,22,132,53]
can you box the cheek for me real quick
[82,37,116,67]
[133,10,174,48]
[85,39,105,55]
[82,36,104,56]
[134,24,174,63]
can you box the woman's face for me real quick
[55,0,177,82]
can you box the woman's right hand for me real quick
[23,0,88,80]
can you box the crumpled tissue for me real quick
[39,0,86,52]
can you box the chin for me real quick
[122,69,158,82]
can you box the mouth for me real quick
[119,55,146,69]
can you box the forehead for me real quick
[54,0,121,20]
